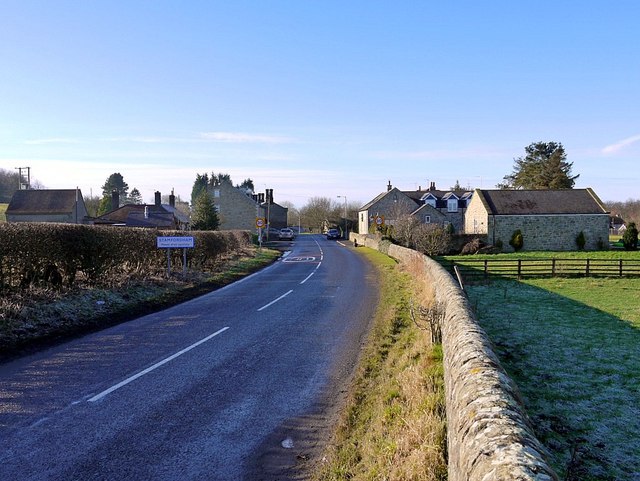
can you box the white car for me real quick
[278,228,295,241]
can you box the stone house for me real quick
[94,191,190,230]
[6,189,89,224]
[464,188,610,251]
[358,181,473,233]
[207,183,288,231]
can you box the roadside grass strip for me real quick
[315,248,447,481]
[467,277,640,481]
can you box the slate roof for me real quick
[360,187,474,211]
[6,189,83,214]
[95,204,189,228]
[477,189,608,215]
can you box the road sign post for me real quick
[256,218,266,247]
[157,236,195,277]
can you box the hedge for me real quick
[0,223,251,290]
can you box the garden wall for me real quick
[351,233,558,481]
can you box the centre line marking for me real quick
[258,290,293,311]
[88,326,230,403]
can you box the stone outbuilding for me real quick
[6,189,89,224]
[464,188,610,251]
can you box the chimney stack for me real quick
[111,190,119,211]
[387,180,392,192]
[155,191,161,207]
[169,189,175,207]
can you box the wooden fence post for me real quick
[620,259,623,277]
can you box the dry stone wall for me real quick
[351,233,559,481]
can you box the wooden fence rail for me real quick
[445,258,640,280]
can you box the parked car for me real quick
[326,228,340,240]
[278,228,295,241]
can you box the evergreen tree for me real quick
[499,142,579,189]
[101,173,129,200]
[191,191,219,230]
[191,173,209,206]
[238,178,255,191]
[623,222,639,250]
[128,187,143,204]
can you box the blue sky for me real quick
[1,1,638,207]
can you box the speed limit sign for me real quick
[256,217,266,229]
[375,215,385,226]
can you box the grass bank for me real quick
[0,247,280,360]
[315,248,447,481]
[466,276,640,481]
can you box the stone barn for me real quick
[464,188,610,251]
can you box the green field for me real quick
[466,274,640,480]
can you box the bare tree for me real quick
[414,224,452,256]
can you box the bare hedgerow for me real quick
[414,223,452,257]
[392,217,452,257]
[393,215,422,249]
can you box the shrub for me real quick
[414,224,452,256]
[509,229,524,252]
[623,222,639,250]
[576,231,586,250]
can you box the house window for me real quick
[424,215,431,224]
[360,213,364,222]
[425,198,436,208]
[447,198,458,212]
[213,189,220,198]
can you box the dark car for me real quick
[278,228,295,241]
[326,228,340,240]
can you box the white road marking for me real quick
[300,262,322,284]
[258,290,294,311]
[88,326,230,403]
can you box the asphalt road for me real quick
[0,234,378,481]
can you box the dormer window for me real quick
[421,193,436,208]
[447,198,458,212]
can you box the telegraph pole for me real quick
[15,167,30,190]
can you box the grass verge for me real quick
[466,277,640,481]
[314,248,447,481]
[0,247,280,361]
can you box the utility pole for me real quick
[15,167,30,190]
[337,195,347,239]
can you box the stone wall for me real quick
[493,214,609,251]
[351,233,559,481]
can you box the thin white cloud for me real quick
[200,131,295,144]
[24,138,82,145]
[105,136,197,144]
[602,134,640,155]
